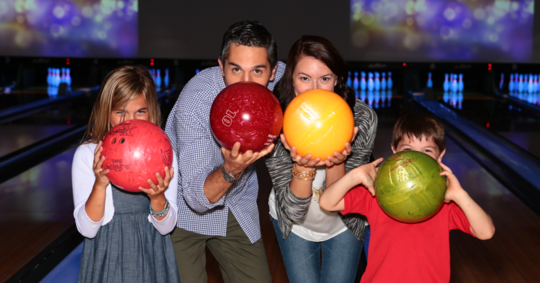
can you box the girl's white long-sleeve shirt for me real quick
[72,143,179,238]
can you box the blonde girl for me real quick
[72,65,180,283]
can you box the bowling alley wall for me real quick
[1,0,540,62]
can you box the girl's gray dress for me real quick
[78,186,180,283]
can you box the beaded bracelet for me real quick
[149,199,170,218]
[291,164,316,181]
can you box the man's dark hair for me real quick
[219,21,278,70]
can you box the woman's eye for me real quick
[321,77,330,82]
[299,76,309,82]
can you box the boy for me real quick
[319,113,495,283]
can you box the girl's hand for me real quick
[439,162,464,203]
[93,141,110,187]
[139,166,174,199]
[325,127,359,167]
[281,134,324,167]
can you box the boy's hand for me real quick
[439,162,464,203]
[351,157,383,196]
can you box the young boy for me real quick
[319,113,495,283]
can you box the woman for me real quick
[266,35,377,283]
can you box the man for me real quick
[165,21,285,282]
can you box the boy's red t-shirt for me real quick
[342,185,473,283]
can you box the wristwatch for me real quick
[221,165,242,182]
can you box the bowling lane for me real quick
[0,92,96,158]
[373,96,540,282]
[0,147,76,283]
[436,90,540,159]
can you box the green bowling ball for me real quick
[374,151,447,223]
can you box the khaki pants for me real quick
[171,209,272,283]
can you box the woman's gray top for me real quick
[266,99,378,240]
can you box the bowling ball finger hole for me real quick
[112,138,116,144]
[120,138,125,144]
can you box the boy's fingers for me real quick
[372,157,384,167]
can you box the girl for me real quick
[266,36,378,283]
[72,65,180,283]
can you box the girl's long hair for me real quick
[84,65,160,143]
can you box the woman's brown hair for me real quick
[273,35,356,112]
[84,65,160,143]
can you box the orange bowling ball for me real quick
[283,89,354,160]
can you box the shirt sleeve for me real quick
[448,202,474,236]
[265,141,312,223]
[345,100,378,172]
[341,185,375,216]
[148,150,179,234]
[72,144,104,238]
[170,81,226,213]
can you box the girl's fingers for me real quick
[156,172,164,186]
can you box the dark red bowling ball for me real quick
[210,82,283,153]
[101,120,173,192]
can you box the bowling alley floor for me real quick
[5,95,540,283]
[372,97,540,283]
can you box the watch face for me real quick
[221,165,236,182]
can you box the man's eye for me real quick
[232,68,241,73]
[254,69,262,75]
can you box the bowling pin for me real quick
[443,92,449,103]
[360,90,367,102]
[47,68,52,86]
[66,68,71,88]
[353,72,359,90]
[164,69,170,89]
[381,72,387,90]
[367,91,374,108]
[499,73,504,91]
[374,91,380,109]
[156,69,162,90]
[528,74,534,94]
[443,74,449,92]
[367,72,374,92]
[509,74,514,93]
[458,74,464,92]
[374,72,380,91]
[451,74,458,93]
[386,90,393,107]
[360,71,367,91]
[347,72,352,87]
[518,74,524,93]
[387,72,393,90]
[427,72,433,88]
[457,92,463,110]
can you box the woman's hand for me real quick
[93,141,110,188]
[139,166,174,200]
[280,134,324,167]
[324,127,359,167]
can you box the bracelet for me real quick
[149,198,170,218]
[291,163,316,181]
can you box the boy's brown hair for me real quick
[392,113,446,152]
[84,65,160,144]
